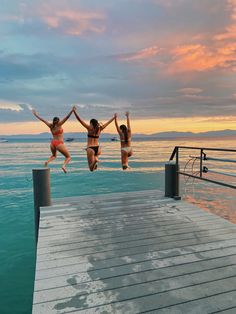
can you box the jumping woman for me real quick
[32,107,74,173]
[115,111,133,170]
[73,107,116,171]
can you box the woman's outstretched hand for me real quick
[125,111,129,117]
[32,109,37,116]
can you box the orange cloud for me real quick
[168,43,236,74]
[117,1,236,75]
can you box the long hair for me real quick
[120,124,128,143]
[52,117,59,128]
[90,118,100,134]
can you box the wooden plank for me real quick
[212,308,236,314]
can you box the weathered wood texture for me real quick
[33,189,236,313]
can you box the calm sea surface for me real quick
[1,137,236,314]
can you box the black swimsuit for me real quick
[88,146,99,155]
[88,134,99,139]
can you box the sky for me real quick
[0,0,236,135]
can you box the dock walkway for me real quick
[33,189,236,313]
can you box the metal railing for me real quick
[167,146,236,198]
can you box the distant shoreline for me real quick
[1,129,236,139]
[1,135,236,142]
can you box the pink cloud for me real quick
[6,2,106,37]
[41,9,105,36]
[118,46,161,62]
[177,88,203,94]
[214,0,236,40]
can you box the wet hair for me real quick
[120,124,128,143]
[52,117,60,128]
[90,118,100,134]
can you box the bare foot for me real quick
[62,166,67,173]
[90,161,98,171]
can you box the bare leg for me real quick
[121,150,129,170]
[94,147,102,165]
[128,149,133,158]
[45,145,57,166]
[87,148,97,171]
[57,144,71,173]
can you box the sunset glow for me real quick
[1,116,236,136]
[0,0,236,135]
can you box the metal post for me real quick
[32,168,51,243]
[200,149,203,177]
[165,163,180,199]
[176,147,179,165]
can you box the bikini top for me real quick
[52,128,63,136]
[120,137,131,142]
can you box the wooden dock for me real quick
[33,189,236,313]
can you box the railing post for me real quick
[165,147,180,199]
[32,168,51,243]
[200,149,203,177]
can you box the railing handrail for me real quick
[170,146,236,161]
[168,146,236,192]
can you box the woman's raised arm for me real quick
[58,106,74,126]
[101,114,116,130]
[73,108,90,129]
[114,114,121,134]
[32,110,51,128]
[126,111,131,133]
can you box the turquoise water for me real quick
[1,138,236,314]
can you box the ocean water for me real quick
[1,137,236,314]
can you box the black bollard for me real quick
[165,163,180,199]
[32,168,51,243]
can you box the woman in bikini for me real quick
[32,107,74,173]
[73,107,116,171]
[115,111,133,170]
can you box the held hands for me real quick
[72,105,77,112]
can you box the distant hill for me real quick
[1,129,236,139]
[149,130,236,138]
